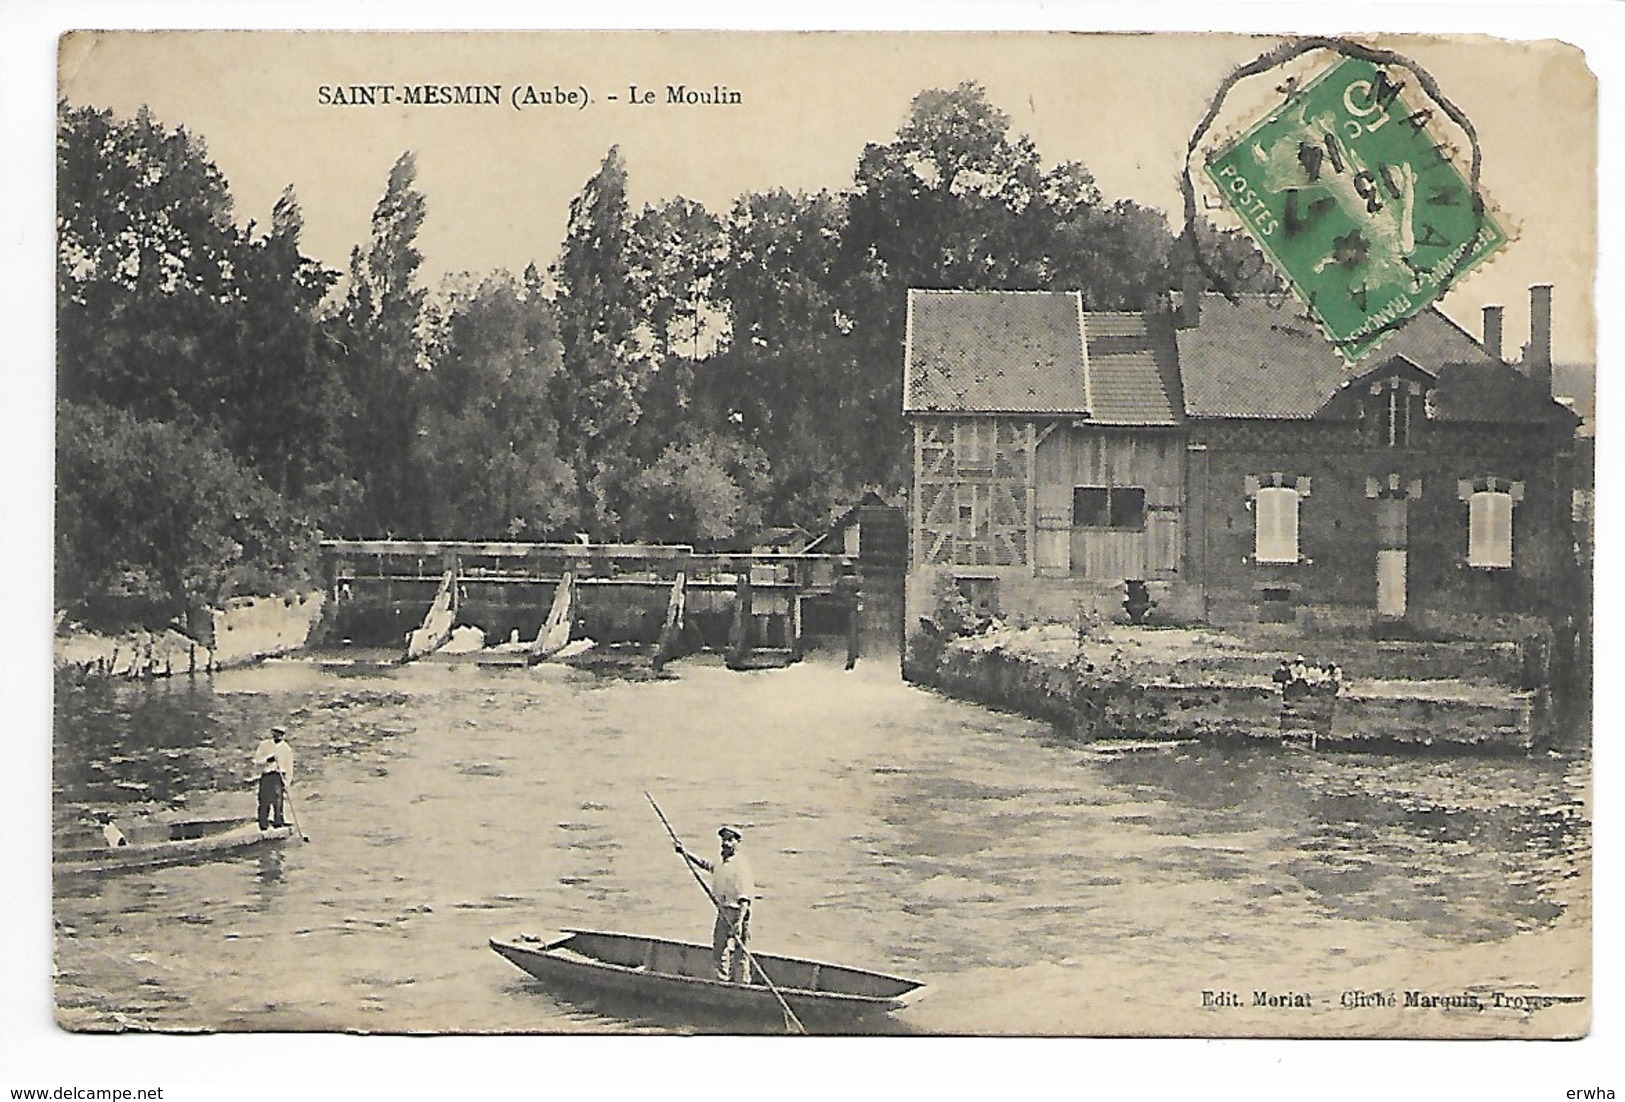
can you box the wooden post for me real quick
[726,572,753,670]
[789,593,804,663]
[845,580,861,671]
[652,571,687,672]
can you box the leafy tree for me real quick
[56,102,241,422]
[56,401,317,630]
[707,190,844,422]
[416,271,575,538]
[844,82,1092,293]
[551,146,651,536]
[624,435,770,546]
[1051,198,1178,309]
[55,102,347,631]
[1190,218,1284,295]
[629,197,728,364]
[216,187,349,501]
[339,151,430,536]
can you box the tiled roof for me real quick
[905,289,1573,427]
[902,291,1180,424]
[904,290,1088,415]
[1175,294,1499,419]
[1082,312,1182,425]
[1432,362,1581,425]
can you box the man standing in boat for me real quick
[252,726,294,831]
[676,825,755,983]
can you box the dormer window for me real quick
[1368,376,1430,447]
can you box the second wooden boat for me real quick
[55,817,295,877]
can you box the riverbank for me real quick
[920,623,1558,753]
[54,592,326,681]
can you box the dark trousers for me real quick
[257,772,286,829]
[712,905,750,983]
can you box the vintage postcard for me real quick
[41,23,1598,1068]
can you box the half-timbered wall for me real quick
[914,419,1032,568]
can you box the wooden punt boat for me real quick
[489,928,928,1024]
[55,817,295,876]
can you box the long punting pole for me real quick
[644,792,807,1035]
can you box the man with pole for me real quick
[252,725,294,831]
[677,825,755,983]
[647,795,805,1034]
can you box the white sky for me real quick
[5,4,1622,1100]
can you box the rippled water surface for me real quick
[52,654,1591,1037]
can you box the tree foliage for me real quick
[58,102,243,423]
[56,401,317,626]
[624,436,770,546]
[338,152,430,536]
[416,271,575,539]
[56,103,341,630]
[551,146,651,536]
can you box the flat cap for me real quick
[718,825,743,841]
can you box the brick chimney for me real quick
[1481,305,1504,361]
[1529,284,1553,394]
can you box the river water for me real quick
[51,652,1591,1038]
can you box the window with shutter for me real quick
[1468,491,1513,568]
[1254,486,1300,564]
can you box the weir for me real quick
[319,540,871,668]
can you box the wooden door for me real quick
[1035,485,1071,576]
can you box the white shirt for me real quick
[712,853,755,907]
[254,738,294,780]
[102,823,127,848]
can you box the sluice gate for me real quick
[319,540,870,668]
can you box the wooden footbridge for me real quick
[320,540,866,670]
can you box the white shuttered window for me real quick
[1468,491,1513,568]
[1254,487,1300,564]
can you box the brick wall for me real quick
[1188,417,1576,633]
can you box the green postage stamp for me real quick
[1205,55,1506,363]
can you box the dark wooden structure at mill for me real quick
[318,540,878,670]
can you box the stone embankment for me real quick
[921,623,1554,753]
[55,592,326,681]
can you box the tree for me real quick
[624,435,770,546]
[551,146,651,536]
[339,152,430,535]
[629,197,728,364]
[845,82,1093,293]
[56,102,241,422]
[416,272,575,538]
[55,102,343,630]
[56,400,317,630]
[217,187,348,501]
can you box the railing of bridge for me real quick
[320,540,860,592]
